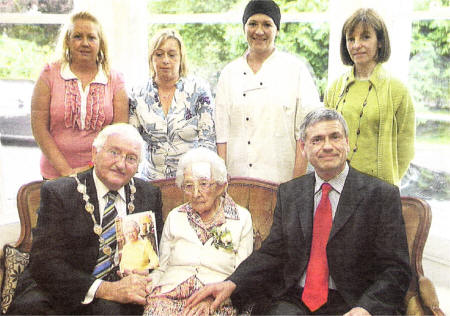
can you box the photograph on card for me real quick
[115,211,159,273]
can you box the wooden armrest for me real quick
[406,294,425,316]
[418,276,445,316]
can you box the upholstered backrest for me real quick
[401,197,443,315]
[151,177,279,250]
[15,180,43,253]
[12,179,442,314]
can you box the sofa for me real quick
[0,177,444,315]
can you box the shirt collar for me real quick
[242,48,278,65]
[60,63,108,84]
[314,162,349,195]
[93,168,126,202]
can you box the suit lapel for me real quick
[329,167,366,240]
[79,169,100,224]
[124,181,131,215]
[296,173,316,244]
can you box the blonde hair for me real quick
[148,28,188,78]
[57,11,110,74]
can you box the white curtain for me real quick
[73,0,149,91]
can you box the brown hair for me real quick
[148,28,188,78]
[340,8,391,66]
[59,11,110,74]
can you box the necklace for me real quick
[335,77,373,162]
[73,175,136,254]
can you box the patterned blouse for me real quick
[130,76,216,180]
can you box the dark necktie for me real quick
[92,191,118,279]
[302,183,333,311]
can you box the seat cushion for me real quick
[1,245,30,314]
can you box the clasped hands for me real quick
[95,268,153,305]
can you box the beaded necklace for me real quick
[73,175,136,256]
[335,76,373,162]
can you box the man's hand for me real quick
[344,307,371,316]
[184,281,236,315]
[182,297,213,316]
[95,273,152,305]
[118,268,150,278]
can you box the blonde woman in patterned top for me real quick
[144,148,253,316]
[130,29,216,180]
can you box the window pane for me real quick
[0,24,59,80]
[0,0,73,13]
[148,21,329,97]
[149,0,241,14]
[149,0,328,15]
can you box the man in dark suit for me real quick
[8,123,163,315]
[187,109,411,315]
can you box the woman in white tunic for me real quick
[215,0,320,184]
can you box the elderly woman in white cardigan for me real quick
[144,147,253,316]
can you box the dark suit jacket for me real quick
[229,167,411,315]
[28,169,163,311]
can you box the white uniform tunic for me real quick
[215,49,320,183]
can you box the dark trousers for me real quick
[255,286,350,315]
[7,279,143,315]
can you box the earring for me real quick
[66,50,72,63]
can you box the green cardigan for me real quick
[324,64,415,185]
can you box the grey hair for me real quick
[92,123,146,162]
[299,108,349,141]
[175,147,227,188]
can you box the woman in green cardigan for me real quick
[324,8,415,185]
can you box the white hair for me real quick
[124,219,140,234]
[175,147,227,188]
[92,123,146,162]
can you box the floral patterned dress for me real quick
[130,76,216,180]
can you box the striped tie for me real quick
[92,191,118,279]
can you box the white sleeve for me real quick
[81,279,103,304]
[235,208,254,267]
[149,210,174,286]
[295,60,321,140]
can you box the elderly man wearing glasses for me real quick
[143,147,253,316]
[8,123,163,315]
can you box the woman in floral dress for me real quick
[144,148,253,315]
[130,29,216,180]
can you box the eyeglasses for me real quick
[182,180,215,194]
[105,149,138,166]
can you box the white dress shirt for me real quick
[82,170,127,304]
[299,163,350,289]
